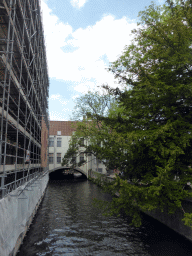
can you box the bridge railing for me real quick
[0,170,47,199]
[49,166,87,177]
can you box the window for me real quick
[94,158,101,164]
[95,168,102,173]
[49,153,54,164]
[57,153,61,163]
[49,137,54,147]
[57,137,62,147]
[80,153,84,162]
[79,138,84,146]
[57,131,61,135]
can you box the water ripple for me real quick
[18,180,192,256]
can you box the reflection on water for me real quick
[18,179,192,256]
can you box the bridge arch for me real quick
[49,166,87,179]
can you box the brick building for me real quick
[49,121,107,175]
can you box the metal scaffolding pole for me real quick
[0,0,49,198]
[1,0,16,197]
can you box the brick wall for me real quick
[41,117,49,168]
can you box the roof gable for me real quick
[49,121,77,136]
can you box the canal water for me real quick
[18,179,192,256]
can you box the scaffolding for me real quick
[0,0,49,198]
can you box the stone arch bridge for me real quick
[49,166,88,179]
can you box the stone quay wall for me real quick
[0,172,49,256]
[88,170,192,242]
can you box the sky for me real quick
[40,0,165,121]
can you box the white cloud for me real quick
[73,81,97,94]
[62,107,73,113]
[49,111,68,121]
[41,1,137,94]
[72,95,80,100]
[50,94,60,100]
[70,0,88,8]
[50,94,68,106]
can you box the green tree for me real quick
[63,89,119,170]
[62,104,131,173]
[100,0,192,226]
[71,89,114,121]
[63,0,192,227]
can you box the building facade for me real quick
[49,121,107,176]
[0,0,49,198]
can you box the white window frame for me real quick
[49,137,54,147]
[57,137,62,147]
[49,153,54,164]
[57,153,61,163]
[80,153,84,162]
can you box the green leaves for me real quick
[99,0,192,227]
[182,213,192,228]
[71,90,115,121]
[63,0,192,228]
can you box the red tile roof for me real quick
[49,121,78,136]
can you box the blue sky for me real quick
[40,0,165,121]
